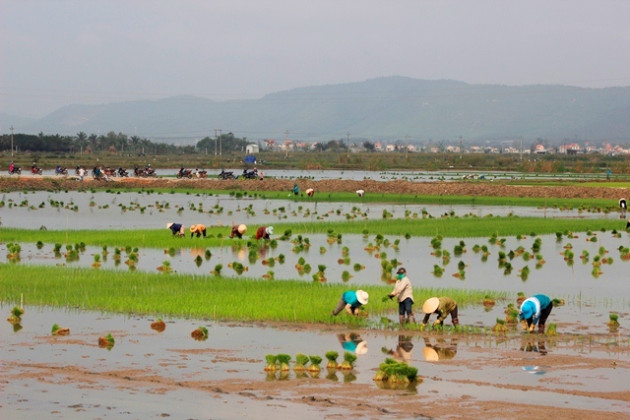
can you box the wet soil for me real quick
[2,175,630,199]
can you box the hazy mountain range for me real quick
[2,77,630,144]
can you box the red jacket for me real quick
[255,226,269,240]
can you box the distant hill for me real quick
[6,77,630,144]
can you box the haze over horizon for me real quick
[2,1,630,121]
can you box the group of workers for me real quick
[166,222,274,240]
[334,267,554,334]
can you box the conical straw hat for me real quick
[422,297,440,314]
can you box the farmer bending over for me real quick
[190,224,207,238]
[230,224,247,238]
[332,290,369,316]
[255,226,273,240]
[166,222,185,237]
[519,294,553,334]
[422,296,459,327]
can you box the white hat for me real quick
[422,297,440,314]
[356,189,365,197]
[265,226,274,235]
[423,346,439,361]
[355,340,368,355]
[238,224,247,234]
[356,290,369,305]
[166,223,173,229]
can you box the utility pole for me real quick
[218,129,223,156]
[10,125,14,157]
[405,134,409,159]
[214,129,218,156]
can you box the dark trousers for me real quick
[539,304,552,326]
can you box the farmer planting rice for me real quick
[305,188,314,197]
[255,225,274,240]
[356,189,365,197]
[166,222,185,237]
[519,294,553,334]
[387,267,415,325]
[189,224,207,238]
[331,289,369,316]
[421,296,459,327]
[620,198,627,210]
[230,224,247,238]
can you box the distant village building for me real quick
[558,143,580,155]
[264,139,276,150]
[534,144,547,154]
[245,143,259,154]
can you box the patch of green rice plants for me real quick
[277,354,291,371]
[308,355,322,373]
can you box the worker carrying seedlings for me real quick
[230,224,247,239]
[519,294,553,334]
[387,267,415,325]
[332,289,369,316]
[189,224,207,238]
[166,222,185,237]
[255,225,274,240]
[421,296,459,327]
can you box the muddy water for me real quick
[0,189,621,230]
[2,306,629,419]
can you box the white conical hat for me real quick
[356,290,369,305]
[166,223,173,229]
[422,297,440,314]
[238,224,247,234]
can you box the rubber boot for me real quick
[399,315,405,326]
[538,323,545,334]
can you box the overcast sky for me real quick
[2,0,629,118]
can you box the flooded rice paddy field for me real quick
[4,232,630,303]
[2,185,630,418]
[2,306,629,419]
[0,189,622,231]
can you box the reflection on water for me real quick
[422,336,458,361]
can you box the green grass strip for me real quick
[0,264,508,324]
[0,217,625,247]
[87,186,623,209]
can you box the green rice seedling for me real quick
[339,352,357,370]
[353,263,365,272]
[432,265,444,277]
[598,246,608,257]
[374,358,418,387]
[492,318,507,333]
[516,292,526,305]
[503,262,513,275]
[262,270,274,280]
[497,251,507,267]
[167,247,176,257]
[157,260,172,273]
[308,355,322,373]
[293,353,309,371]
[277,354,291,371]
[341,270,352,282]
[457,260,466,271]
[519,265,530,281]
[441,249,451,266]
[319,246,326,254]
[325,351,339,369]
[545,323,557,336]
[303,263,312,274]
[264,354,278,372]
[555,232,563,242]
[36,241,44,249]
[51,323,70,336]
[98,333,115,349]
[591,266,603,277]
[92,254,101,269]
[277,254,285,264]
[211,263,223,276]
[505,304,519,324]
[608,313,620,327]
[191,326,208,341]
[194,255,203,267]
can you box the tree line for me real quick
[0,131,250,155]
